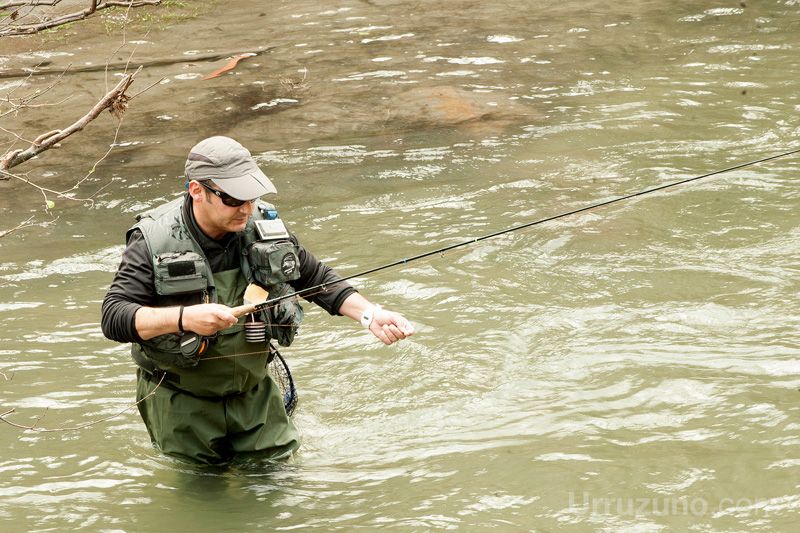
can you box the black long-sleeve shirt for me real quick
[101,195,356,344]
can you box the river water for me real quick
[1,1,799,530]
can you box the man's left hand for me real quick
[368,307,415,345]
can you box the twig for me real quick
[0,64,72,116]
[0,0,162,37]
[0,214,58,239]
[0,65,141,171]
[0,1,63,10]
[87,176,120,199]
[104,1,133,91]
[0,167,96,203]
[0,123,35,144]
[127,75,163,100]
[0,372,164,432]
[0,215,35,238]
[0,94,75,120]
[0,60,68,120]
[60,113,125,200]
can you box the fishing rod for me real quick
[246,147,800,312]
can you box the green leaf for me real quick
[46,200,55,209]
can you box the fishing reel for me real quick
[178,315,265,360]
[179,332,210,358]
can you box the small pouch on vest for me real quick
[246,240,301,287]
[154,251,208,296]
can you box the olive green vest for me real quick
[129,197,302,397]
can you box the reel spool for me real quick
[244,314,267,343]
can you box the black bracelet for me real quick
[178,305,185,334]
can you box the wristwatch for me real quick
[360,304,382,328]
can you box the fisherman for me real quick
[101,136,414,465]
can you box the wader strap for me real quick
[131,349,182,386]
[140,367,183,388]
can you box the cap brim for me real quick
[211,166,277,200]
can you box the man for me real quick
[101,136,413,465]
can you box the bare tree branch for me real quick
[1,1,63,9]
[0,65,141,171]
[60,110,124,198]
[0,4,152,238]
[1,164,98,203]
[0,46,277,80]
[0,215,34,238]
[0,64,72,120]
[0,0,161,37]
[0,214,57,238]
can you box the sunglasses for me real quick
[196,180,256,208]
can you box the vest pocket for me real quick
[154,251,208,295]
[246,240,301,286]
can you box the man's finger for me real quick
[388,324,407,340]
[382,324,399,344]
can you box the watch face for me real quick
[360,309,372,327]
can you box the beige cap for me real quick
[185,136,277,200]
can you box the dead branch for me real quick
[0,123,35,144]
[58,109,124,198]
[1,164,99,202]
[0,62,68,123]
[0,65,141,172]
[0,1,161,37]
[0,94,74,120]
[0,213,57,238]
[0,65,71,120]
[0,372,164,432]
[0,46,277,80]
[0,215,35,238]
[1,1,63,9]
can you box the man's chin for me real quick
[229,220,248,232]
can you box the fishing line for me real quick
[0,372,166,433]
[252,147,800,312]
[5,149,795,432]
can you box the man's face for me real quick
[189,181,256,239]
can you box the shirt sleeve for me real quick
[100,230,154,344]
[290,235,357,315]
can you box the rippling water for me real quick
[1,1,799,530]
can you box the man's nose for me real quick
[239,201,255,214]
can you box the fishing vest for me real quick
[128,196,304,397]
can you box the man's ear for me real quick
[187,180,205,202]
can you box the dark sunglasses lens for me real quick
[220,196,246,207]
[199,181,246,207]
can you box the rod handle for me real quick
[230,303,260,318]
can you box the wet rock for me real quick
[384,85,534,129]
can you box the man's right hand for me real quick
[180,304,238,336]
[134,303,238,341]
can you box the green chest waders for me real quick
[135,269,300,464]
